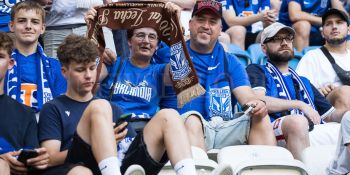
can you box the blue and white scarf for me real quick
[266,61,316,115]
[5,45,53,112]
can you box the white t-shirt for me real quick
[46,0,102,27]
[296,48,350,89]
[327,112,350,175]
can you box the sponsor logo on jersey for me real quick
[112,80,152,102]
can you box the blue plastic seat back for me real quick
[247,43,266,64]
[227,44,251,66]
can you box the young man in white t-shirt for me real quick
[296,8,350,118]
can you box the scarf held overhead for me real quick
[87,1,205,108]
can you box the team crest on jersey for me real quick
[209,86,233,120]
[170,42,191,80]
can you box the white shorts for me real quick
[272,117,340,146]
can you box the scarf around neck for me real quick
[87,1,205,108]
[266,61,316,115]
[5,44,53,112]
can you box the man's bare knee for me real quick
[86,99,112,117]
[185,115,203,133]
[154,108,182,125]
[282,116,309,137]
[293,21,311,36]
[328,86,350,109]
[67,166,93,175]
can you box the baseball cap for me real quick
[191,0,222,18]
[322,8,349,26]
[261,22,295,43]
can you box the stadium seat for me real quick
[301,145,337,175]
[302,46,321,55]
[217,145,308,175]
[227,44,251,66]
[207,149,219,162]
[289,58,300,70]
[159,146,218,175]
[247,43,265,64]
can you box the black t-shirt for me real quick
[0,94,38,153]
[38,95,125,151]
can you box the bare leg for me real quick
[67,166,93,175]
[281,116,309,160]
[76,99,117,163]
[184,115,206,151]
[293,20,311,52]
[327,86,350,113]
[0,158,10,175]
[248,114,276,145]
[226,25,247,50]
[143,109,193,165]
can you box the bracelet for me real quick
[259,99,266,105]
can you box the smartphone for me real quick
[242,104,255,115]
[115,113,132,128]
[17,149,39,165]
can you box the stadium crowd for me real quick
[0,0,350,175]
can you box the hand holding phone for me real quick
[17,149,39,165]
[242,104,256,115]
[114,113,132,133]
[115,113,132,127]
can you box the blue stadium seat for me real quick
[227,44,251,66]
[289,49,303,70]
[247,43,265,64]
[302,46,321,55]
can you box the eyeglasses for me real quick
[264,35,294,44]
[133,32,158,42]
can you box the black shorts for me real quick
[309,30,325,46]
[66,132,168,175]
[121,131,168,175]
[65,133,100,175]
[28,163,79,175]
[245,32,260,50]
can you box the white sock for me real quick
[98,156,121,175]
[174,158,197,175]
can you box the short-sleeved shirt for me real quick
[218,0,270,32]
[38,95,123,151]
[246,64,334,121]
[179,45,250,121]
[6,50,67,112]
[296,48,350,89]
[278,0,331,32]
[327,113,350,174]
[0,94,38,154]
[97,58,166,119]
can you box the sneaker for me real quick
[124,164,145,175]
[211,164,233,175]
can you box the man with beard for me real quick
[246,22,346,160]
[296,9,350,115]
